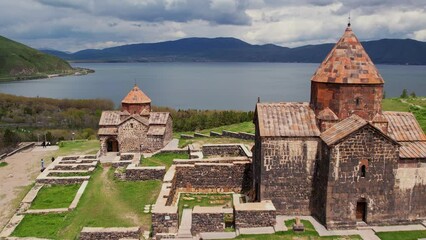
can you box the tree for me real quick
[400,89,408,98]
[3,129,20,147]
[383,91,386,99]
[410,91,417,98]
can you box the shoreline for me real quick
[0,67,95,82]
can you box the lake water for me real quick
[0,62,425,111]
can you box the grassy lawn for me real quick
[50,140,100,158]
[12,166,162,239]
[30,184,80,209]
[236,219,362,240]
[140,152,189,169]
[377,230,426,240]
[12,213,69,239]
[174,121,255,138]
[0,161,7,167]
[177,193,233,222]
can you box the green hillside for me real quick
[0,35,77,81]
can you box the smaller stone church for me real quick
[98,84,173,155]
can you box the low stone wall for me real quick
[112,160,132,168]
[52,164,96,170]
[191,206,232,234]
[36,176,89,185]
[79,227,141,240]
[221,131,255,141]
[152,212,179,236]
[125,164,166,181]
[194,132,210,138]
[174,161,252,193]
[234,199,276,229]
[201,144,252,158]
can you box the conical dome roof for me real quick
[311,26,384,84]
[121,84,151,104]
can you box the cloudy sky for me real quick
[1,0,425,52]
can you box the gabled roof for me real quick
[147,126,166,136]
[99,111,121,126]
[321,114,399,146]
[255,102,320,137]
[372,113,388,123]
[317,107,339,120]
[98,127,118,136]
[399,142,426,159]
[121,84,151,104]
[321,114,367,145]
[383,111,426,142]
[149,112,170,125]
[119,114,149,126]
[311,26,384,84]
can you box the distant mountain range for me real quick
[41,37,426,65]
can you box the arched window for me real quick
[360,165,366,177]
[355,98,360,107]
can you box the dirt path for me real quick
[0,146,58,230]
[100,166,141,225]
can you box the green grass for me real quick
[177,193,232,222]
[12,213,69,239]
[0,161,7,167]
[30,184,80,209]
[46,140,100,160]
[382,98,411,112]
[377,230,426,240]
[140,152,189,169]
[236,219,361,239]
[0,35,73,81]
[178,137,254,148]
[174,121,254,138]
[12,166,162,239]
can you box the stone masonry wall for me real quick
[79,227,141,240]
[394,167,426,222]
[258,137,319,215]
[125,166,166,181]
[234,210,276,228]
[152,212,179,235]
[202,145,243,158]
[174,162,252,193]
[118,118,148,153]
[191,212,225,234]
[37,177,89,185]
[311,82,383,121]
[324,126,399,229]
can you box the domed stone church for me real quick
[253,25,426,229]
[98,84,173,155]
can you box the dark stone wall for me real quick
[234,210,276,228]
[258,137,319,215]
[175,162,252,193]
[37,177,88,185]
[152,212,178,235]
[191,212,224,234]
[202,145,244,158]
[79,228,141,240]
[125,167,165,181]
[310,82,383,121]
[324,125,399,229]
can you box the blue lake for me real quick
[0,62,425,111]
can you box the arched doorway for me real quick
[106,138,119,152]
[356,198,367,222]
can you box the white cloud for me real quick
[0,0,425,51]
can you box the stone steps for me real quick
[177,209,193,239]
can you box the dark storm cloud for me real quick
[36,0,252,25]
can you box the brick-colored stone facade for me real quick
[253,26,426,230]
[234,209,276,228]
[310,82,383,121]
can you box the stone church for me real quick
[253,24,426,229]
[98,84,173,155]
